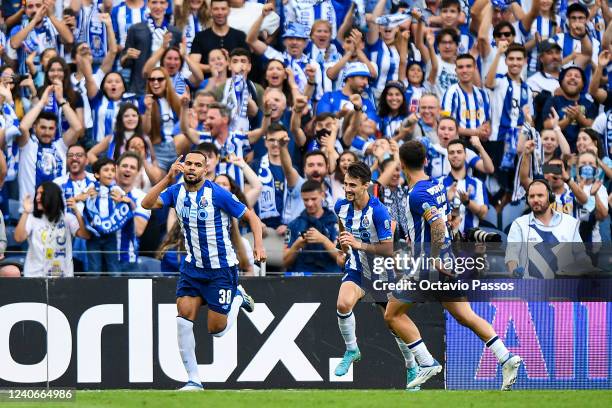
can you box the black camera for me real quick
[467,228,502,243]
[13,74,29,84]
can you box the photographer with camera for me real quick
[283,179,339,273]
[439,139,488,236]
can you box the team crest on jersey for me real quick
[361,217,370,228]
[199,196,208,208]
[225,143,235,154]
[384,219,390,230]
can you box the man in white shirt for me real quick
[527,39,561,97]
[506,179,588,279]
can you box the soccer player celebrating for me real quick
[334,162,419,388]
[384,140,522,390]
[142,152,266,391]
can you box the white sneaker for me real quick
[406,360,442,389]
[501,354,522,391]
[178,381,204,391]
[237,284,255,312]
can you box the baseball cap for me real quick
[343,62,372,80]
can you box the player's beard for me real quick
[184,174,202,185]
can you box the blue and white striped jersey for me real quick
[160,180,247,270]
[441,83,491,130]
[90,91,138,143]
[405,179,451,254]
[438,174,488,233]
[368,39,400,101]
[53,172,96,214]
[519,15,561,74]
[335,196,393,276]
[111,1,147,47]
[198,131,251,190]
[489,74,532,142]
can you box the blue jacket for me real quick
[286,208,340,273]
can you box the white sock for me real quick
[176,316,201,384]
[486,335,510,364]
[393,333,417,368]
[211,293,243,338]
[337,310,358,351]
[408,339,435,366]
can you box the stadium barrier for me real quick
[0,277,445,389]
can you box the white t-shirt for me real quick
[23,213,79,277]
[229,3,280,35]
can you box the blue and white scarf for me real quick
[84,181,133,237]
[353,0,367,31]
[257,155,281,220]
[512,123,543,202]
[78,4,107,65]
[147,16,169,52]
[222,75,250,132]
[1,102,20,181]
[35,140,64,186]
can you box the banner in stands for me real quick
[446,302,612,389]
[0,277,445,389]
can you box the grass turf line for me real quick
[10,390,612,408]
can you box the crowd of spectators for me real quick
[1,0,612,277]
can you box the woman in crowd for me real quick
[142,67,197,171]
[0,66,35,119]
[88,103,143,163]
[262,59,300,109]
[14,181,90,277]
[38,56,85,137]
[142,39,204,95]
[330,150,357,203]
[173,0,211,54]
[203,48,230,92]
[378,81,409,140]
[125,134,164,191]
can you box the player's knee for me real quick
[208,322,227,336]
[336,300,352,315]
[383,309,398,328]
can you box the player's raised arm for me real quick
[142,156,184,210]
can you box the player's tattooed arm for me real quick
[429,218,446,258]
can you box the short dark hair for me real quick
[436,28,459,45]
[117,151,143,170]
[207,102,230,117]
[505,43,527,58]
[196,142,220,156]
[440,0,461,10]
[346,161,371,185]
[266,122,287,135]
[438,115,458,129]
[456,53,476,64]
[304,150,329,167]
[93,157,115,175]
[67,143,86,153]
[399,140,427,170]
[314,112,336,123]
[229,48,252,62]
[447,139,466,151]
[493,21,516,38]
[301,179,323,194]
[186,150,208,160]
[35,111,58,124]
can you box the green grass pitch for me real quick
[11,390,612,408]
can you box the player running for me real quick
[334,161,420,389]
[384,140,522,391]
[142,152,266,391]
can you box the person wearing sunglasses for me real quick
[479,17,519,80]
